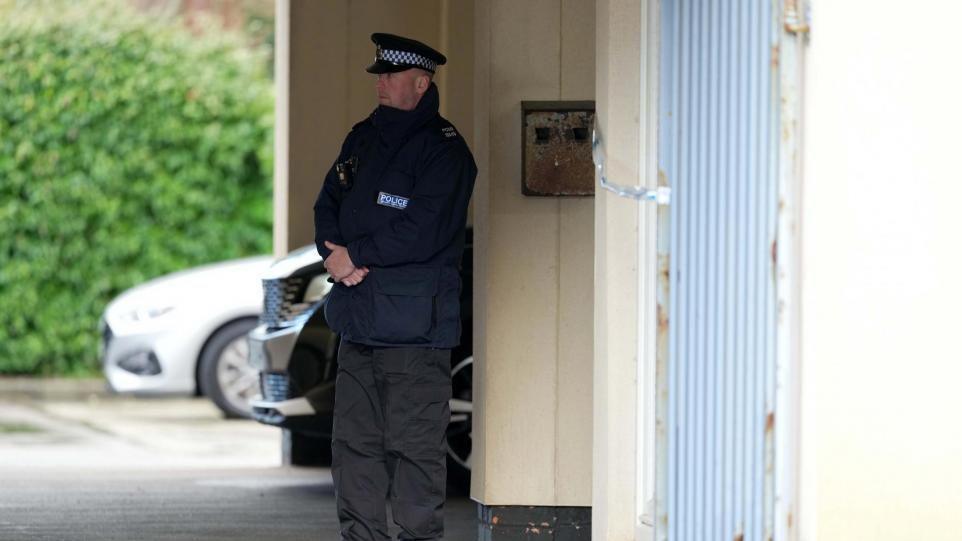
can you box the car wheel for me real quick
[199,318,260,419]
[446,354,473,495]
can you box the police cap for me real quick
[366,33,447,74]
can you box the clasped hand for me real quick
[323,241,369,287]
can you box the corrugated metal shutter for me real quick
[655,1,780,540]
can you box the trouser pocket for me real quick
[379,348,452,459]
[403,384,452,458]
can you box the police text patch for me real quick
[377,192,410,210]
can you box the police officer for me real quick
[313,32,476,541]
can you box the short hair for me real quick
[414,68,435,82]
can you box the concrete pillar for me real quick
[471,0,595,537]
[592,0,644,540]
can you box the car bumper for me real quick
[247,323,302,373]
[247,322,333,435]
[100,319,195,395]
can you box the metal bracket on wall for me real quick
[592,128,670,204]
[783,0,810,34]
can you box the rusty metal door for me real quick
[654,1,783,540]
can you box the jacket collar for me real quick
[370,83,439,147]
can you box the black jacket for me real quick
[313,83,477,348]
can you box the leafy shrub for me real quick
[0,1,274,375]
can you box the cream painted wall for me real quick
[471,0,595,506]
[801,2,962,539]
[274,0,473,255]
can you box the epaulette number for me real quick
[441,126,458,138]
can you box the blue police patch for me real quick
[377,192,410,210]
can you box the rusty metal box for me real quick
[521,101,596,196]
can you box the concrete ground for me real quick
[0,379,477,540]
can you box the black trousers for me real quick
[332,340,452,541]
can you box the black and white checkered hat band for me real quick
[376,47,437,72]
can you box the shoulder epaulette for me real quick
[427,116,461,143]
[440,125,459,139]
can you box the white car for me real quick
[100,255,272,418]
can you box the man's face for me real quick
[375,69,429,111]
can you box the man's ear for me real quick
[416,73,430,94]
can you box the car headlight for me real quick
[120,305,176,323]
[302,275,333,303]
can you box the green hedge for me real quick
[0,2,274,375]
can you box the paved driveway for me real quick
[0,381,476,540]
